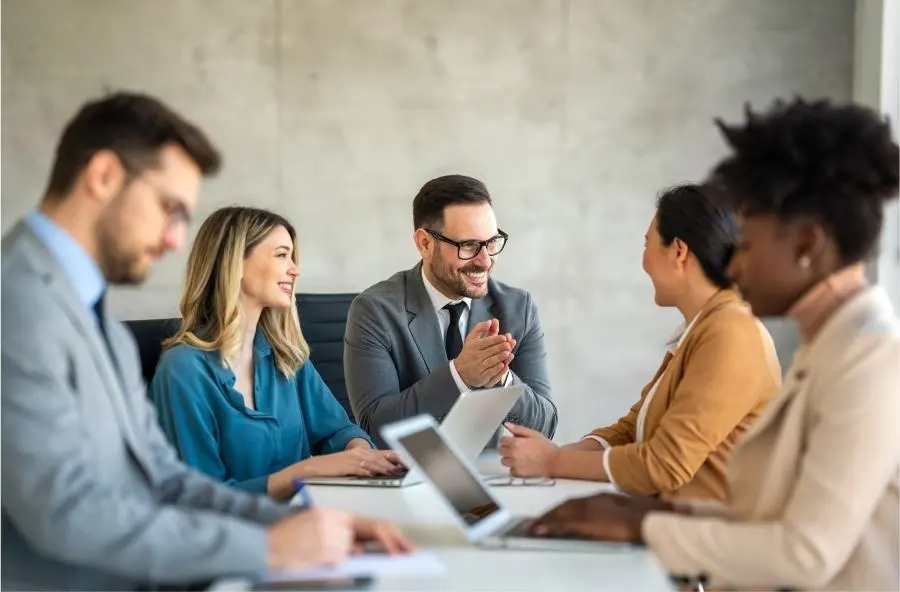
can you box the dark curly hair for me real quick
[709,98,899,265]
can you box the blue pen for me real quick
[293,479,315,508]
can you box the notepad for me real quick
[262,551,444,583]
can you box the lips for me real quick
[461,270,488,284]
[277,281,294,295]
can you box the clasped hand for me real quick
[454,319,517,388]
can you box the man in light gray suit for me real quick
[1,92,408,591]
[345,175,557,448]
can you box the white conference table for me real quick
[214,454,676,591]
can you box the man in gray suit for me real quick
[345,174,557,448]
[1,92,408,591]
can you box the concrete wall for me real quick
[1,0,854,441]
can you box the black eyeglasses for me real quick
[425,229,509,260]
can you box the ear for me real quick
[672,237,690,266]
[81,149,128,205]
[413,228,433,258]
[789,219,827,265]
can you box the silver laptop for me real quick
[381,414,635,552]
[303,384,525,488]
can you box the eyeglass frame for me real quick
[424,228,509,260]
[116,152,193,230]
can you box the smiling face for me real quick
[241,225,298,311]
[642,216,688,307]
[418,202,500,299]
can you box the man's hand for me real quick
[351,517,417,555]
[454,319,517,388]
[267,508,354,570]
[498,423,559,477]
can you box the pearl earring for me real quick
[798,255,811,269]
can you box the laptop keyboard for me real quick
[501,518,536,538]
[349,468,409,481]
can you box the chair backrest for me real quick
[124,318,180,386]
[123,292,359,420]
[295,293,358,420]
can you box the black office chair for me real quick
[295,293,358,420]
[124,293,359,421]
[124,318,180,386]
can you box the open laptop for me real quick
[303,383,525,488]
[381,414,636,552]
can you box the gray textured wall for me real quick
[1,0,853,441]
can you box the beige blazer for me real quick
[643,287,900,591]
[589,290,781,501]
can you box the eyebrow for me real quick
[275,244,293,252]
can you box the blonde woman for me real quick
[149,207,404,500]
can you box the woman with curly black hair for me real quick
[529,98,900,591]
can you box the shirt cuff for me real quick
[449,360,470,394]
[602,447,622,491]
[581,435,611,449]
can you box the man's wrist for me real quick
[448,359,472,393]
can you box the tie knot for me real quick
[443,301,467,322]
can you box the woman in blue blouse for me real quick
[149,206,404,500]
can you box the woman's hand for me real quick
[299,448,406,478]
[529,493,676,543]
[498,422,560,477]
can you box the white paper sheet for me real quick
[262,551,444,583]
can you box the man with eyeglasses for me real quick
[345,174,557,447]
[1,92,409,591]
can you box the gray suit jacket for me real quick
[344,263,557,448]
[1,222,294,591]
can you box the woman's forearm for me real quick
[551,448,610,482]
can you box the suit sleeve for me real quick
[503,292,558,437]
[1,330,275,585]
[344,294,462,448]
[643,335,900,589]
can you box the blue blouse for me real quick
[148,330,372,493]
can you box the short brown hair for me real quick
[412,174,492,230]
[45,91,221,197]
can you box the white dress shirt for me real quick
[421,268,512,393]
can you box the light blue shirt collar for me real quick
[25,210,106,312]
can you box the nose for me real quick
[288,260,299,277]
[162,225,186,252]
[472,246,492,267]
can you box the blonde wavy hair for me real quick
[164,206,310,376]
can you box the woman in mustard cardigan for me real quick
[499,184,782,502]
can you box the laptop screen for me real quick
[397,425,501,525]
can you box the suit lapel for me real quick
[467,292,496,334]
[405,264,449,372]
